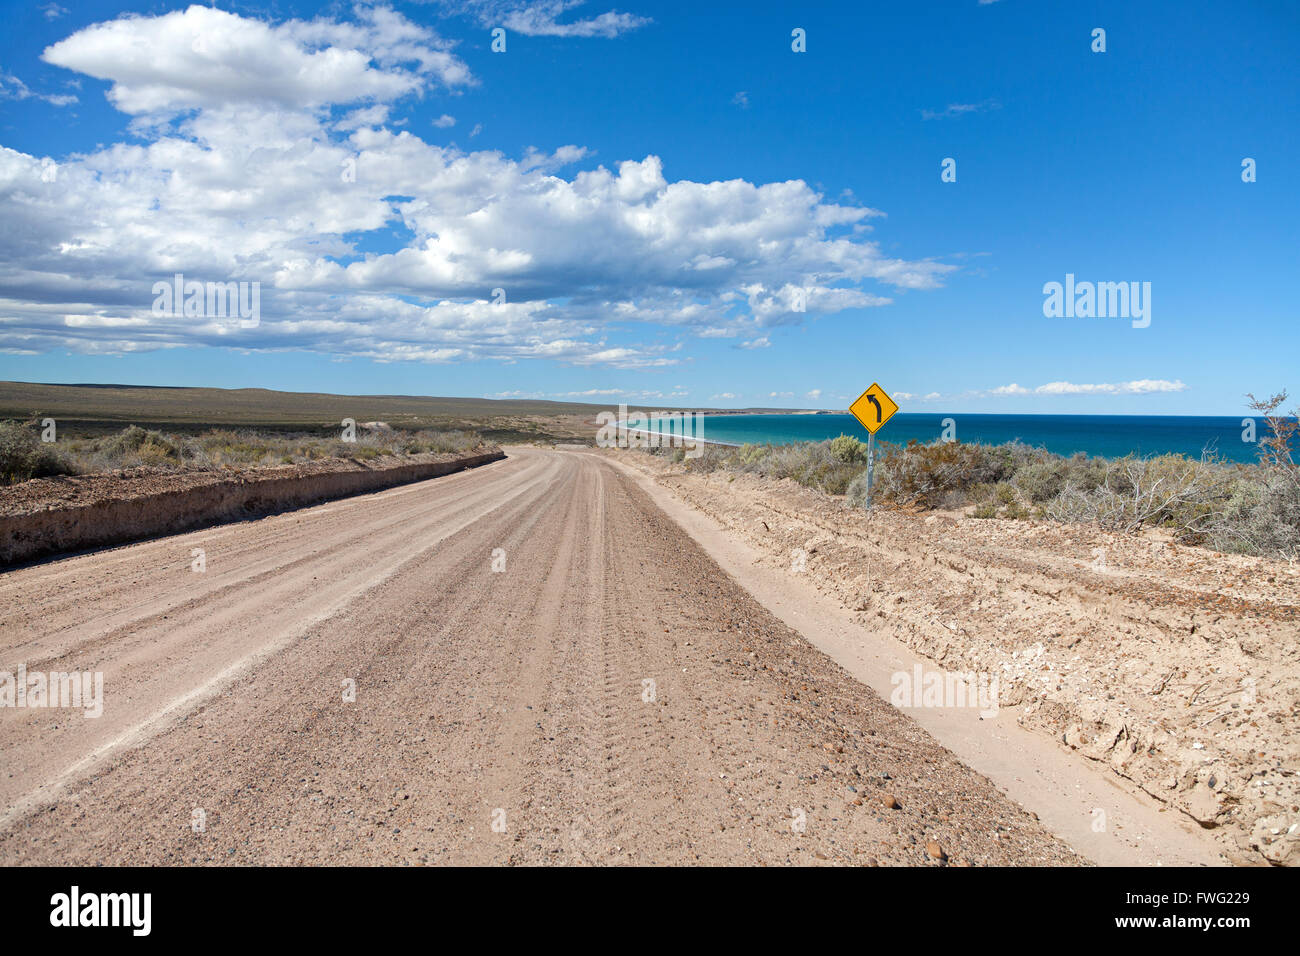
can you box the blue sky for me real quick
[0,0,1296,414]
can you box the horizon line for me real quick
[0,380,1284,420]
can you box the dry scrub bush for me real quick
[1044,454,1235,537]
[0,421,72,484]
[864,440,1042,510]
[6,424,489,481]
[1210,470,1300,558]
[1208,391,1300,558]
[398,429,482,455]
[672,440,865,494]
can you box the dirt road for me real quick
[0,447,1078,865]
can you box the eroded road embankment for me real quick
[0,447,1078,865]
[0,449,504,567]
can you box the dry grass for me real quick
[0,420,489,483]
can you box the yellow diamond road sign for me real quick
[850,383,899,434]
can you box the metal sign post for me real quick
[865,431,875,509]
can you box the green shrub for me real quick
[0,421,72,484]
[98,425,182,465]
[829,434,868,464]
[1015,459,1069,502]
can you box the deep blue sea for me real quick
[691,414,1279,464]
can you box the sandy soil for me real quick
[0,447,1079,865]
[607,450,1300,865]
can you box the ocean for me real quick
[686,413,1278,464]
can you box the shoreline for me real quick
[620,412,1288,465]
[618,422,1271,462]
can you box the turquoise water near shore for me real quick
[687,414,1277,464]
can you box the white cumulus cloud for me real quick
[990,380,1187,396]
[42,4,470,115]
[1,5,955,371]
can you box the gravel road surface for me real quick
[0,447,1079,865]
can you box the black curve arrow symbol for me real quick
[866,394,883,423]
